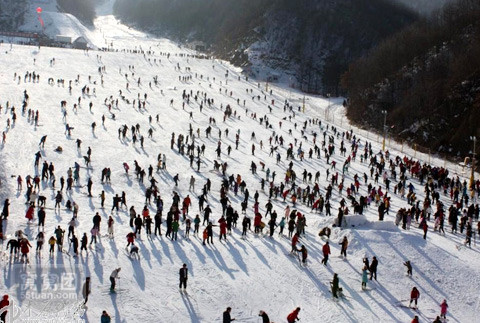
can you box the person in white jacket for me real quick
[110,268,121,291]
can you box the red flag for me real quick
[38,15,44,28]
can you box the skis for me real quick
[397,304,419,311]
[102,288,126,295]
[329,290,348,299]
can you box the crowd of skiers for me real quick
[1,43,476,323]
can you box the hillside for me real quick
[393,0,454,15]
[0,0,28,30]
[341,0,480,159]
[112,0,417,95]
[0,3,479,323]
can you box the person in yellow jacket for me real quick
[48,236,56,255]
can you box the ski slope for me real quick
[0,3,479,323]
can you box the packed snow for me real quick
[0,2,479,323]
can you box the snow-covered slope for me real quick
[0,4,479,323]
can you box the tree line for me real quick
[341,0,480,158]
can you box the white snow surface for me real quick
[0,3,479,323]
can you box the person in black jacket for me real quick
[2,199,10,219]
[223,307,235,323]
[179,264,188,289]
[134,215,143,235]
[259,310,270,323]
[369,256,378,280]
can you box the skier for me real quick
[287,307,301,323]
[422,222,428,239]
[331,273,340,298]
[361,266,368,290]
[321,241,331,265]
[291,233,299,253]
[1,199,10,219]
[81,233,88,253]
[130,244,139,258]
[68,218,76,238]
[409,287,420,308]
[129,206,136,227]
[70,234,79,255]
[101,310,111,323]
[242,215,250,237]
[318,227,331,239]
[154,211,162,236]
[20,238,32,263]
[90,227,99,245]
[126,232,136,247]
[258,310,270,323]
[82,277,91,304]
[36,232,44,252]
[193,214,200,235]
[370,256,378,280]
[404,260,413,276]
[179,263,188,290]
[25,205,34,222]
[223,307,235,323]
[297,245,308,264]
[48,236,56,255]
[6,239,19,256]
[340,236,348,258]
[440,299,448,319]
[39,135,47,148]
[134,215,143,236]
[110,268,121,291]
[108,216,114,238]
[202,228,208,245]
[218,216,227,241]
[0,295,9,323]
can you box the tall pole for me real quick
[302,95,305,113]
[382,110,387,151]
[471,136,476,190]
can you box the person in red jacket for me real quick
[287,307,301,323]
[20,238,32,263]
[409,287,420,308]
[218,216,227,241]
[422,222,428,240]
[0,295,9,322]
[291,233,299,253]
[321,241,331,265]
[411,315,419,323]
[254,213,262,233]
[25,205,34,222]
[126,232,136,247]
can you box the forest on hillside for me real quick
[0,0,28,30]
[341,0,480,158]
